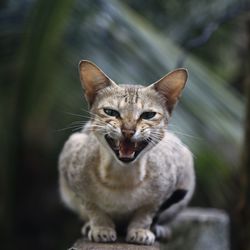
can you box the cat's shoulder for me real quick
[65,121,98,145]
[60,123,97,161]
[59,133,87,164]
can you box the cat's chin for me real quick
[104,135,149,164]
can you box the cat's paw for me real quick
[88,226,117,243]
[126,228,155,245]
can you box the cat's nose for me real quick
[121,128,135,139]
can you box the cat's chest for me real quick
[90,169,176,215]
[94,181,153,214]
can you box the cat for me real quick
[58,60,195,245]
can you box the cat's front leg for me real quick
[126,206,156,245]
[82,203,117,243]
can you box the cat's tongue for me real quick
[119,139,136,159]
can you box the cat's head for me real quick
[79,60,188,164]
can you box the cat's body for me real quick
[59,61,195,245]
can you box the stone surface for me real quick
[70,208,230,250]
[71,239,159,250]
[161,208,230,250]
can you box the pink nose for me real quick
[121,128,135,139]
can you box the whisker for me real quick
[64,111,91,120]
[171,131,201,140]
[70,121,87,125]
[55,125,84,132]
[150,126,201,140]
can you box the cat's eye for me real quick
[140,112,156,120]
[103,108,120,117]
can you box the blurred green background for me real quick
[1,0,250,249]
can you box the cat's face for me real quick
[90,85,167,163]
[79,60,188,164]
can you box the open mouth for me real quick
[104,135,149,163]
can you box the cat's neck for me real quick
[95,145,148,190]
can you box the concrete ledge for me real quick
[162,208,230,250]
[70,208,230,250]
[71,239,159,250]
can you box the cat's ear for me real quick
[152,68,188,114]
[79,60,115,106]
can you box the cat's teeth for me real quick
[135,142,138,148]
[118,139,136,159]
[115,140,119,148]
[130,152,135,158]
